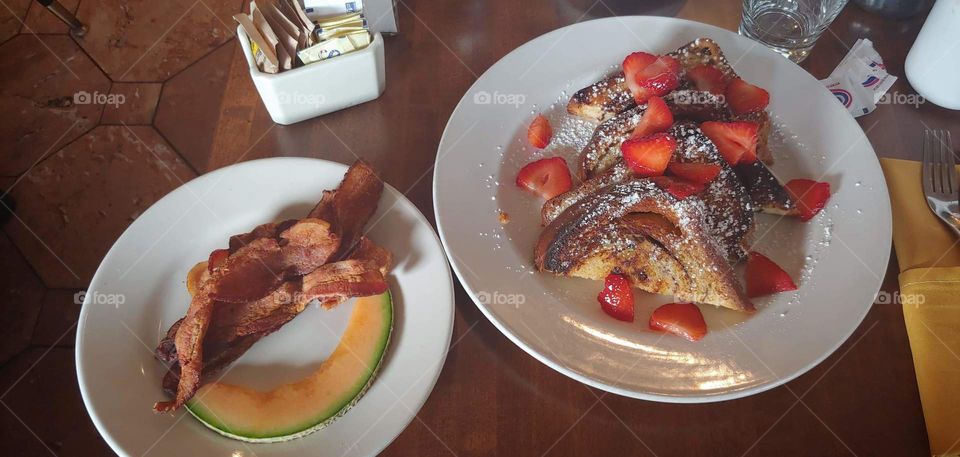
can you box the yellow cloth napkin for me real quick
[881,158,960,457]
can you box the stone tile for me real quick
[31,289,81,347]
[4,125,196,288]
[0,233,45,364]
[0,348,113,456]
[100,82,162,125]
[154,40,234,171]
[0,34,110,177]
[0,0,29,43]
[75,0,241,81]
[22,0,80,34]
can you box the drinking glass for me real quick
[739,0,849,62]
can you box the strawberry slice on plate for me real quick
[516,157,572,200]
[527,114,553,149]
[650,176,704,199]
[686,64,727,95]
[649,302,707,342]
[622,52,680,103]
[631,96,674,139]
[784,179,831,222]
[598,273,634,322]
[745,251,798,298]
[725,78,770,114]
[699,121,759,166]
[621,132,676,177]
[667,162,721,185]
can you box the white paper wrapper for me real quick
[820,38,897,117]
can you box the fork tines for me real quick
[923,129,957,198]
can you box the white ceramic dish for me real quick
[237,27,386,125]
[433,17,892,402]
[77,158,454,456]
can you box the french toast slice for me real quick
[555,121,754,262]
[535,179,753,312]
[568,38,774,165]
[578,95,792,215]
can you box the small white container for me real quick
[905,0,960,110]
[237,26,386,124]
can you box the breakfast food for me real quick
[186,292,393,443]
[520,38,832,340]
[154,160,393,440]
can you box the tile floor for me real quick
[0,1,250,452]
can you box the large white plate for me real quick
[433,17,892,402]
[77,157,454,455]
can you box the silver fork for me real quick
[922,129,960,237]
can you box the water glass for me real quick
[739,0,849,62]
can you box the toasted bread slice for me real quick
[568,38,774,165]
[535,179,753,312]
[565,121,754,261]
[577,95,791,215]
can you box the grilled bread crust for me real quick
[567,38,774,165]
[553,121,755,262]
[534,179,754,312]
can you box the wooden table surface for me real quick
[0,0,955,455]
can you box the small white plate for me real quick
[433,17,892,402]
[77,158,454,456]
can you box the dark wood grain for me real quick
[202,1,932,456]
[0,0,948,455]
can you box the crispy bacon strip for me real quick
[155,160,389,411]
[153,288,215,412]
[227,219,297,253]
[303,259,390,309]
[278,218,340,275]
[312,160,384,260]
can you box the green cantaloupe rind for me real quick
[184,290,393,443]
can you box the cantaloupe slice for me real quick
[184,291,393,443]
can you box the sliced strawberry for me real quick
[598,273,634,322]
[527,114,553,149]
[516,157,572,200]
[623,52,658,100]
[623,52,680,103]
[667,162,721,185]
[784,179,831,222]
[621,133,676,177]
[699,121,759,166]
[631,96,674,139]
[745,252,798,297]
[649,302,707,342]
[686,64,727,95]
[649,176,704,199]
[725,78,770,114]
[208,248,230,272]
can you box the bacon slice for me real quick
[228,219,297,253]
[304,259,390,309]
[153,287,215,412]
[154,160,390,412]
[209,238,285,304]
[319,161,384,259]
[278,218,340,275]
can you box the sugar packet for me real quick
[820,38,897,117]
